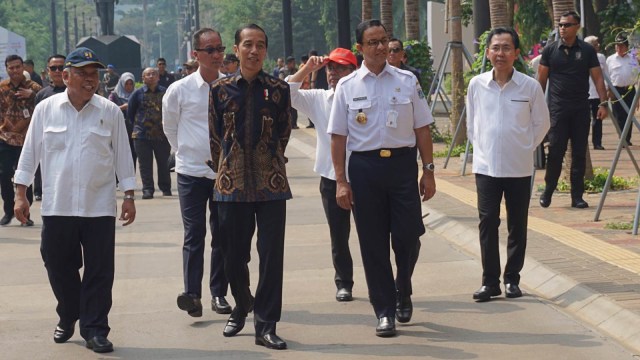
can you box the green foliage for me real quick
[604,221,634,230]
[404,40,434,93]
[513,0,552,55]
[598,2,638,50]
[538,168,637,193]
[433,143,470,158]
[461,0,473,28]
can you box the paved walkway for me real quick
[0,121,637,359]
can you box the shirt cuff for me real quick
[118,177,137,192]
[13,170,34,187]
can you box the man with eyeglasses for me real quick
[156,57,175,88]
[467,27,550,302]
[538,10,608,209]
[286,48,357,303]
[32,54,68,203]
[387,38,421,83]
[13,47,136,354]
[162,28,231,320]
[329,19,436,337]
[607,33,637,146]
[0,54,41,226]
[222,53,239,75]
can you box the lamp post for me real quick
[156,19,163,58]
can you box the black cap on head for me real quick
[224,53,238,62]
[64,47,105,69]
[614,32,629,45]
[286,56,295,63]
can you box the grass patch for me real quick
[604,221,633,230]
[537,168,638,193]
[434,143,469,158]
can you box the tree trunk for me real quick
[551,0,575,26]
[404,0,419,40]
[582,0,601,39]
[544,0,554,25]
[362,0,372,22]
[450,0,466,146]
[488,0,509,28]
[380,0,393,37]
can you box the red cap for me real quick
[327,48,357,67]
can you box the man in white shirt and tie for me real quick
[162,27,231,318]
[466,28,550,302]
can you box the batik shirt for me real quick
[0,78,42,146]
[127,85,167,140]
[209,71,292,202]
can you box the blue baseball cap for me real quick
[64,47,105,69]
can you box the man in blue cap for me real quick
[13,47,136,353]
[104,63,120,94]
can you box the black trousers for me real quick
[319,177,353,291]
[217,200,286,334]
[349,151,424,318]
[40,216,115,340]
[134,138,171,194]
[544,104,590,200]
[475,174,531,287]
[0,141,32,217]
[612,86,636,144]
[589,98,602,147]
[177,174,228,298]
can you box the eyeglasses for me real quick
[366,38,389,47]
[49,65,64,72]
[558,23,578,28]
[157,63,166,66]
[195,46,226,54]
[389,47,402,53]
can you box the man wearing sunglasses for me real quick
[162,28,231,320]
[33,54,68,203]
[156,57,175,88]
[387,38,421,83]
[286,48,357,303]
[538,10,608,210]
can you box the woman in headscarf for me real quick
[109,72,137,166]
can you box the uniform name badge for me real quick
[356,110,367,124]
[386,110,398,128]
[23,109,30,118]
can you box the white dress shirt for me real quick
[466,69,550,178]
[607,53,638,87]
[163,70,225,179]
[14,91,136,217]
[328,63,433,151]
[589,53,607,99]
[287,79,348,180]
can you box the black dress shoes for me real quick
[571,199,589,209]
[53,322,75,343]
[539,192,552,208]
[0,214,12,226]
[375,316,396,337]
[212,296,232,314]
[594,145,605,150]
[142,191,153,199]
[255,333,287,350]
[336,288,353,302]
[505,283,523,298]
[223,315,246,337]
[396,295,413,323]
[162,190,172,196]
[177,292,203,317]
[473,285,502,302]
[85,336,113,353]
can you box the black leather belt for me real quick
[352,147,413,158]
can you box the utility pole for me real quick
[336,0,350,49]
[64,0,70,53]
[82,12,86,37]
[50,0,57,54]
[282,0,293,57]
[194,0,200,30]
[74,5,79,46]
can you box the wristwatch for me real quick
[123,194,135,201]
[422,163,435,172]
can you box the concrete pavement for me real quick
[0,126,636,359]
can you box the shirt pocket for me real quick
[347,100,373,128]
[43,125,67,151]
[85,126,112,157]
[390,96,412,123]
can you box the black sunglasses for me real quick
[195,46,226,54]
[49,65,64,72]
[558,23,578,28]
[389,47,402,53]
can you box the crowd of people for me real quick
[0,10,638,354]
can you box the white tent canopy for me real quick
[0,26,26,80]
